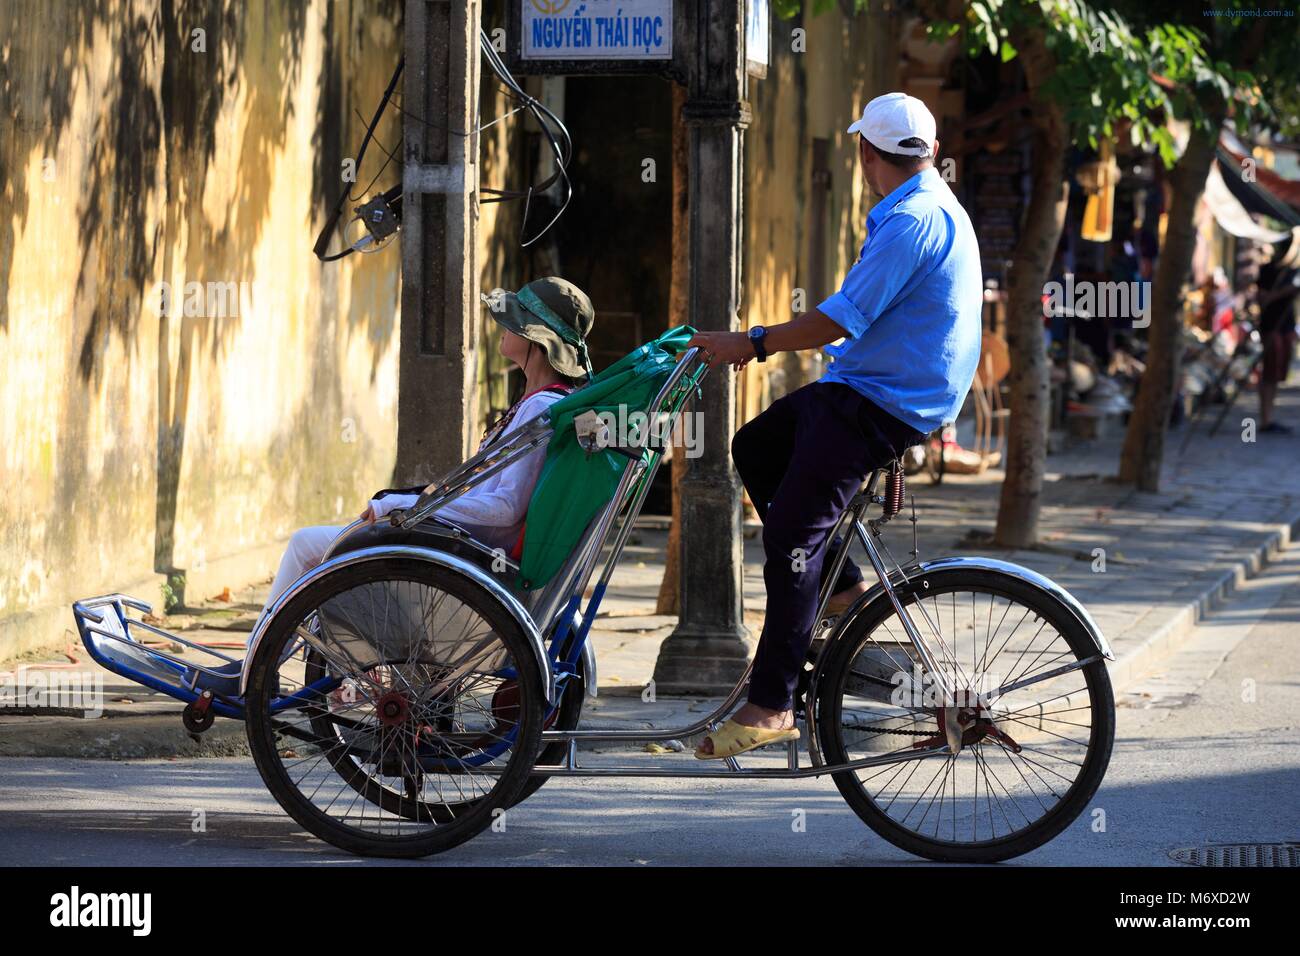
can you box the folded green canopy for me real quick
[516,325,699,591]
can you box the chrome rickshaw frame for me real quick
[71,344,1116,860]
[254,344,1113,780]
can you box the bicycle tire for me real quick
[245,558,544,858]
[816,566,1114,863]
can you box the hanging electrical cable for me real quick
[313,30,573,261]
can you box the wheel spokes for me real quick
[838,585,1101,846]
[267,576,527,835]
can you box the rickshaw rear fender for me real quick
[237,545,555,703]
[823,555,1114,664]
[805,555,1112,767]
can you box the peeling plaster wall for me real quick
[0,0,403,658]
[0,2,916,659]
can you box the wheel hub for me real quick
[911,697,1021,754]
[375,690,410,727]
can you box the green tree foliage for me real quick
[931,1,1210,164]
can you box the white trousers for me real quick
[265,525,345,611]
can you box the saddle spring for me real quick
[882,459,905,520]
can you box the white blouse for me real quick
[368,389,566,551]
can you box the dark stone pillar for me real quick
[652,0,752,695]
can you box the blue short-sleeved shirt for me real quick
[817,166,983,434]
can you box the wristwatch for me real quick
[748,325,768,363]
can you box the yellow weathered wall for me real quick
[0,0,403,658]
[0,2,925,658]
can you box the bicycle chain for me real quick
[854,725,938,737]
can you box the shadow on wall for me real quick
[313,0,403,388]
[152,0,309,587]
[0,0,403,629]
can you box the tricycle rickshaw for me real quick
[72,327,1115,862]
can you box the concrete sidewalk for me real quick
[3,386,1298,757]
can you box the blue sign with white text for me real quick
[522,0,673,60]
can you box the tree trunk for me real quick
[993,32,1070,549]
[656,82,689,615]
[1118,118,1222,490]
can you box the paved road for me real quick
[2,548,1297,867]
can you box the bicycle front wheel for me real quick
[815,567,1114,863]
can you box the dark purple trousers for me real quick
[732,380,925,711]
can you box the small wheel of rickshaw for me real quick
[182,692,216,734]
[244,557,545,858]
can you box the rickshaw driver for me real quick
[686,93,984,759]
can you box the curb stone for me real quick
[1104,516,1298,694]
[0,715,248,759]
[4,507,1298,760]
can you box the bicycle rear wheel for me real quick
[815,567,1114,863]
[508,650,586,807]
[245,558,544,858]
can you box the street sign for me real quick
[521,0,673,61]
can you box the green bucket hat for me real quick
[483,277,596,380]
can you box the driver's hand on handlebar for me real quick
[686,331,753,371]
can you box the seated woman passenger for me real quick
[261,277,597,612]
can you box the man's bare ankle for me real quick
[833,580,869,598]
[735,703,793,729]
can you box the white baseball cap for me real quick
[847,92,937,158]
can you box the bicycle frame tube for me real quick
[535,462,982,771]
[530,533,1113,781]
[465,740,954,779]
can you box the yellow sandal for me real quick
[694,718,800,760]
